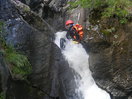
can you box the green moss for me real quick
[23,5,30,12]
[101,30,111,35]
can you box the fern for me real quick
[0,21,31,79]
[5,46,32,78]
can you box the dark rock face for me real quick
[0,0,82,99]
[0,54,9,94]
[88,23,132,98]
[0,0,53,98]
[50,44,83,99]
[29,0,67,31]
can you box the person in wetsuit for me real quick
[65,20,83,42]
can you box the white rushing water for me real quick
[54,31,111,99]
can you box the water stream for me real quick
[54,31,111,99]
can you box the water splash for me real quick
[54,31,111,99]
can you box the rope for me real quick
[77,12,80,24]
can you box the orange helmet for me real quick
[65,20,74,26]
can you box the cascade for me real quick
[54,31,111,99]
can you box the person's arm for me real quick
[72,29,80,41]
[66,30,72,39]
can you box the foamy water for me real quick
[54,31,111,99]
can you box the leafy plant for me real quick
[102,27,116,35]
[0,92,5,99]
[69,0,132,24]
[0,21,31,79]
[69,0,105,9]
[5,46,32,78]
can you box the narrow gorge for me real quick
[0,0,132,99]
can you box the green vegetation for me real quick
[23,5,30,12]
[0,21,4,33]
[101,27,116,35]
[0,92,5,99]
[69,0,132,24]
[0,21,31,79]
[5,45,32,78]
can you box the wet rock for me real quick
[29,0,67,31]
[0,54,9,94]
[88,22,132,98]
[0,0,54,98]
[50,44,83,99]
[1,0,82,98]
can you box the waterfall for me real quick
[54,31,111,99]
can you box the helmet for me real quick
[65,20,74,26]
